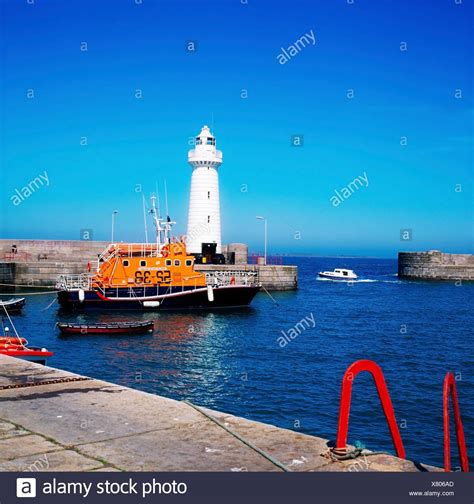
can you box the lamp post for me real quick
[256,216,267,265]
[111,210,119,243]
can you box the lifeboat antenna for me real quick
[163,180,176,244]
[150,194,163,249]
[155,182,166,245]
[164,179,169,221]
[142,193,149,244]
[155,181,162,220]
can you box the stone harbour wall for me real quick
[398,250,474,280]
[0,239,108,287]
[0,239,298,291]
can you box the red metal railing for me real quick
[334,359,406,459]
[2,252,30,261]
[443,372,469,472]
[249,254,283,265]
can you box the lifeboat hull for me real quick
[58,285,260,311]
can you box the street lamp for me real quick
[111,210,119,243]
[256,216,267,265]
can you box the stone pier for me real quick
[398,250,474,281]
[0,239,107,287]
[0,356,438,472]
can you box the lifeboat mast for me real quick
[149,194,175,251]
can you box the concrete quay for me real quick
[0,356,438,472]
[398,251,474,281]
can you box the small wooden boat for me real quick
[57,320,154,335]
[0,297,26,313]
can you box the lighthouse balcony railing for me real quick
[56,273,93,291]
[188,149,223,161]
[204,270,259,288]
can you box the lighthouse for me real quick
[186,125,223,256]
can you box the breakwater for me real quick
[0,239,298,290]
[0,355,438,472]
[398,250,474,281]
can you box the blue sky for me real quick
[0,0,472,257]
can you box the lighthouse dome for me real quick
[195,125,216,146]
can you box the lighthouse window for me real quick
[174,260,181,266]
[207,216,210,223]
[207,191,210,199]
[206,138,215,146]
[123,260,129,267]
[186,259,193,267]
[195,138,202,145]
[140,260,146,267]
[165,259,172,266]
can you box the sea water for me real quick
[9,257,473,469]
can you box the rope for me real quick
[0,283,56,289]
[1,304,26,346]
[149,284,171,307]
[42,297,57,311]
[0,291,58,296]
[325,446,391,462]
[261,284,279,305]
[327,448,364,461]
[183,400,290,472]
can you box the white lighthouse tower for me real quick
[186,125,223,254]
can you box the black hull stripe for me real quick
[58,286,260,311]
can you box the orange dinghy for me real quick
[0,345,53,364]
[1,313,53,365]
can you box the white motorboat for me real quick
[318,268,358,280]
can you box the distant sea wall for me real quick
[398,250,474,281]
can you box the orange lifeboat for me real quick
[56,197,261,311]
